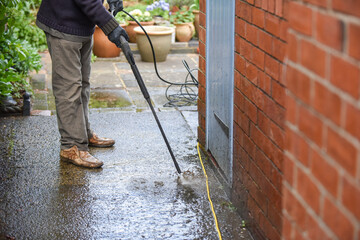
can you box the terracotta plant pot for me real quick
[126,21,154,43]
[93,26,122,58]
[174,22,194,42]
[134,26,174,62]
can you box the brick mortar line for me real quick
[234,72,286,132]
[284,150,360,236]
[286,120,359,194]
[288,26,360,67]
[287,60,360,107]
[282,181,337,239]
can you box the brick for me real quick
[265,13,280,37]
[258,30,273,54]
[348,23,360,60]
[199,55,206,73]
[251,124,283,169]
[297,168,321,214]
[237,0,252,22]
[330,55,360,99]
[316,12,343,51]
[261,95,286,128]
[252,46,265,70]
[311,149,339,196]
[307,215,332,240]
[259,212,281,240]
[258,110,285,149]
[268,0,275,13]
[289,2,312,36]
[246,61,258,84]
[286,66,312,105]
[235,17,246,37]
[275,0,283,17]
[239,37,253,61]
[301,40,327,77]
[327,127,357,176]
[198,70,206,87]
[265,54,280,79]
[199,11,206,28]
[282,215,293,240]
[280,20,288,41]
[235,53,246,75]
[304,0,327,7]
[234,105,250,135]
[345,102,360,140]
[272,38,286,62]
[298,106,323,146]
[198,84,206,103]
[199,41,206,58]
[285,94,298,125]
[244,96,258,123]
[323,198,355,239]
[198,26,206,44]
[283,187,309,231]
[199,0,206,13]
[332,0,360,18]
[313,82,342,125]
[246,23,259,44]
[283,154,294,185]
[342,177,360,220]
[287,32,298,62]
[254,149,282,190]
[296,134,311,167]
[252,7,265,28]
[272,80,285,107]
[258,71,271,94]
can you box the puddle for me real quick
[89,90,132,109]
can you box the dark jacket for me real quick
[36,0,118,37]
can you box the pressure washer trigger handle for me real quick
[119,35,135,65]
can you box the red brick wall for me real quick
[232,0,287,239]
[198,0,359,239]
[283,0,360,239]
[197,0,206,146]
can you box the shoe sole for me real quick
[88,143,115,148]
[60,156,103,168]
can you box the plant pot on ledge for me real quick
[126,21,154,43]
[174,22,194,42]
[93,25,124,58]
[134,26,174,62]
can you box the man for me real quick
[36,0,128,168]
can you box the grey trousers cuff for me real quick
[100,17,118,36]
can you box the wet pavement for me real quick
[0,51,252,239]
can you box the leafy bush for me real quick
[11,1,47,51]
[0,0,43,101]
[169,6,194,24]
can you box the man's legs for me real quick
[46,34,90,151]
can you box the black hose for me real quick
[121,10,199,107]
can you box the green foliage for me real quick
[168,0,193,8]
[190,0,199,10]
[0,0,42,101]
[170,6,194,24]
[11,1,47,51]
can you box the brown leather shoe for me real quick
[89,132,115,148]
[60,145,103,168]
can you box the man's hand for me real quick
[107,0,123,16]
[107,25,129,47]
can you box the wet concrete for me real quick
[0,112,251,239]
[2,52,253,239]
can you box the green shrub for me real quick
[0,0,43,101]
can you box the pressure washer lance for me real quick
[118,35,182,174]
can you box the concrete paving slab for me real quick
[0,112,251,239]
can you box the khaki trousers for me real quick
[46,33,93,151]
